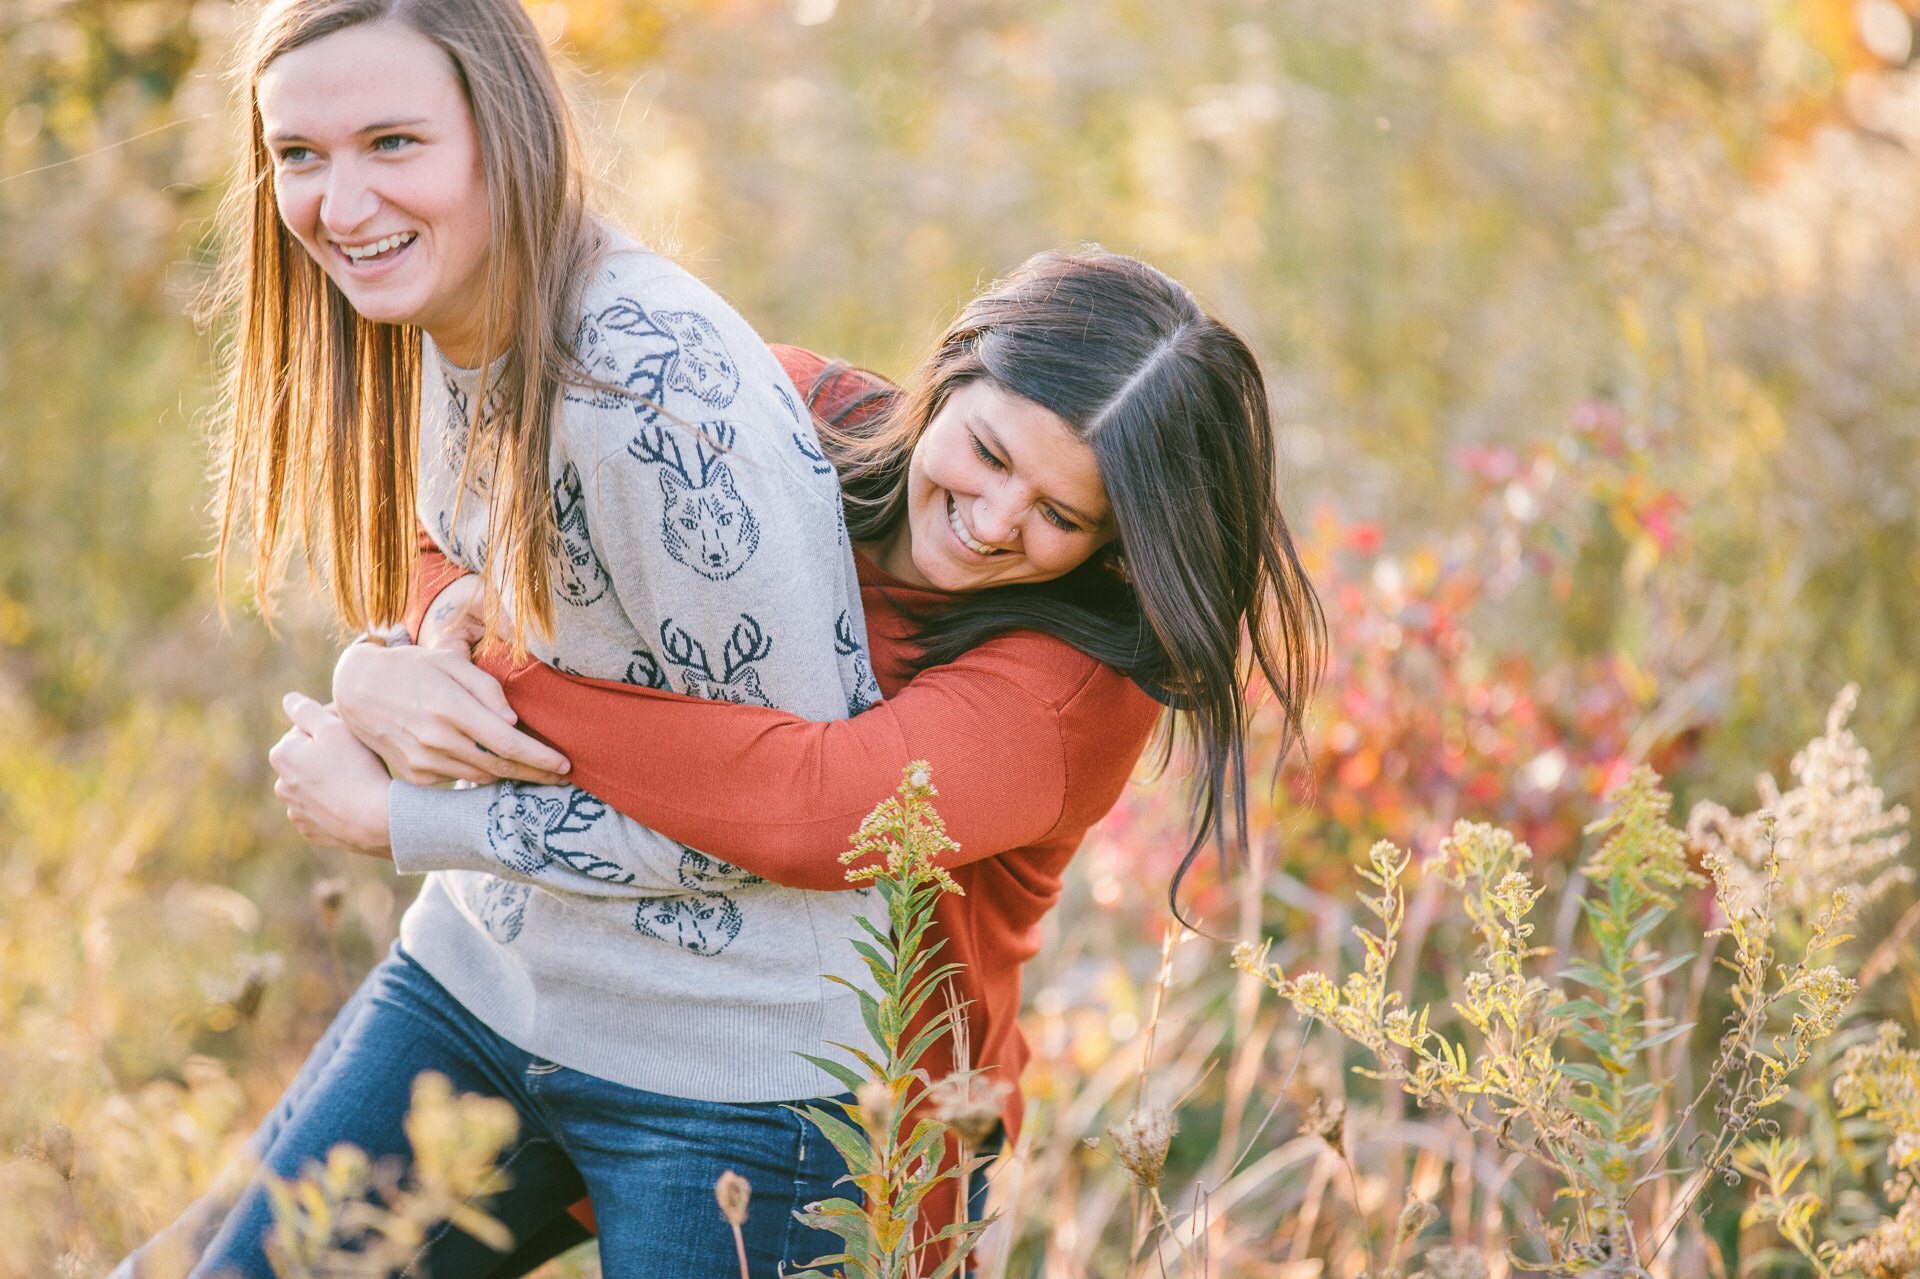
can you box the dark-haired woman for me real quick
[317,249,1328,1260]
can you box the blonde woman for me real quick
[119,0,881,1273]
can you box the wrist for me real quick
[334,633,407,715]
[359,778,395,857]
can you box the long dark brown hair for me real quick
[816,249,1327,916]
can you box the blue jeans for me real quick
[491,1128,1001,1278]
[117,945,851,1278]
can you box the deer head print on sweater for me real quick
[484,788,637,887]
[835,610,878,715]
[564,296,741,414]
[659,614,774,706]
[628,421,760,580]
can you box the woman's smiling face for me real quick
[257,22,493,364]
[880,378,1115,592]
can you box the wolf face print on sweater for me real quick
[632,848,766,956]
[485,787,637,886]
[551,461,611,607]
[660,464,757,580]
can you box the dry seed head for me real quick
[928,1072,1011,1149]
[1108,1106,1176,1189]
[714,1170,751,1227]
[1833,1202,1920,1278]
[210,952,283,1027]
[313,877,348,929]
[1301,1094,1346,1153]
[1397,1196,1440,1242]
[1688,685,1910,921]
[26,1124,75,1181]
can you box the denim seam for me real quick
[524,1067,583,1171]
[779,1104,831,1275]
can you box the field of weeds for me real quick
[6,0,1920,1275]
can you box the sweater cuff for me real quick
[388,781,500,877]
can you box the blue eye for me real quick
[373,134,416,153]
[277,145,314,165]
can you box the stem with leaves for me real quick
[791,763,993,1279]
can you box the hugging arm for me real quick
[331,527,571,789]
[334,533,699,897]
[389,528,1160,893]
[471,630,1158,892]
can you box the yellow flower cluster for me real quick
[840,760,964,897]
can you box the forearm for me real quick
[482,651,1073,891]
[388,780,698,896]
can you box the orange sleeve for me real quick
[477,643,1159,892]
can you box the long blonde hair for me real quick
[207,0,600,642]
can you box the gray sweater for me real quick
[388,237,884,1103]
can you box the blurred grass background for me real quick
[3,0,1919,1274]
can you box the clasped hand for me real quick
[269,575,572,855]
[269,692,395,857]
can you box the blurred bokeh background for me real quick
[4,0,1919,1274]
